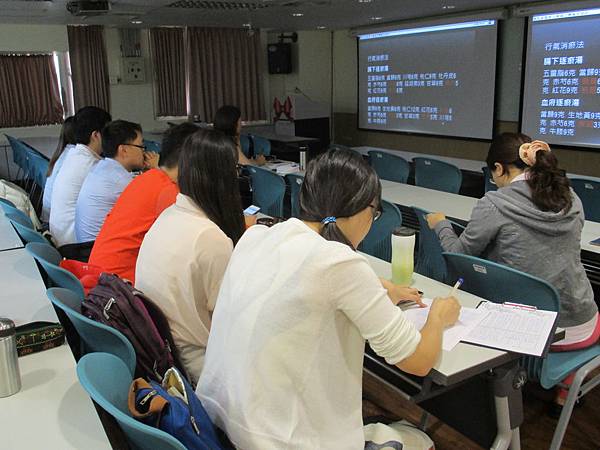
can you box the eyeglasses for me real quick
[369,203,382,221]
[126,143,147,151]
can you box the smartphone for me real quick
[243,205,261,215]
[590,237,600,246]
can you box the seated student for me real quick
[197,148,460,450]
[213,105,266,166]
[75,120,159,243]
[50,106,112,246]
[42,116,76,222]
[427,133,597,343]
[136,129,245,384]
[88,122,198,283]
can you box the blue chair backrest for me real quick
[77,353,186,450]
[239,134,251,157]
[248,166,286,217]
[143,139,161,153]
[482,166,498,193]
[3,207,33,228]
[358,200,402,262]
[25,242,85,298]
[6,213,47,244]
[414,157,462,194]
[0,197,16,208]
[251,135,271,157]
[286,173,304,218]
[443,251,562,387]
[442,252,560,312]
[27,150,49,189]
[570,178,600,222]
[413,207,448,283]
[368,151,410,184]
[5,135,27,169]
[47,288,136,375]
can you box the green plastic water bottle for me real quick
[391,227,415,286]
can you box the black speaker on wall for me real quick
[268,43,292,74]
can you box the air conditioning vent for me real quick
[66,1,110,16]
[167,1,272,10]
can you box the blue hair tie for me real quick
[321,216,336,225]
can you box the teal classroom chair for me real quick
[5,135,28,181]
[482,166,498,193]
[286,173,304,218]
[6,212,47,244]
[143,139,161,153]
[358,200,402,262]
[28,149,49,187]
[570,178,600,222]
[251,135,272,157]
[414,157,462,194]
[77,353,187,450]
[413,207,449,283]
[443,252,600,450]
[248,166,286,217]
[25,242,85,299]
[240,134,251,157]
[368,151,410,184]
[47,288,136,375]
[1,203,34,228]
[0,197,16,208]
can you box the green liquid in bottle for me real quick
[391,256,414,286]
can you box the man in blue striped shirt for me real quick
[75,120,159,243]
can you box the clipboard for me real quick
[467,301,559,357]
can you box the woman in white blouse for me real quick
[197,148,461,449]
[135,128,246,384]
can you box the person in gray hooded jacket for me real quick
[427,133,597,340]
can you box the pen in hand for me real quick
[449,278,464,297]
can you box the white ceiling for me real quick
[0,0,580,30]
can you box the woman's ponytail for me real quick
[527,150,572,213]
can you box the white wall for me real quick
[104,28,167,133]
[267,31,332,120]
[332,30,357,114]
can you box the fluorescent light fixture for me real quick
[317,26,326,29]
[131,20,143,24]
[358,19,495,40]
[291,12,304,17]
[369,16,383,21]
[532,7,600,22]
[442,5,456,9]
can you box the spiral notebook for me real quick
[462,302,558,357]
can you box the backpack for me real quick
[129,367,225,450]
[82,273,187,382]
[0,179,42,229]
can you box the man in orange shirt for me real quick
[89,123,199,282]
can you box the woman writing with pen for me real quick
[196,148,460,449]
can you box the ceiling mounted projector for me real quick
[67,1,111,16]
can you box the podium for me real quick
[272,94,330,154]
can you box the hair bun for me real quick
[519,140,550,166]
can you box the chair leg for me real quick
[549,375,581,450]
[549,355,600,450]
[418,411,429,431]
